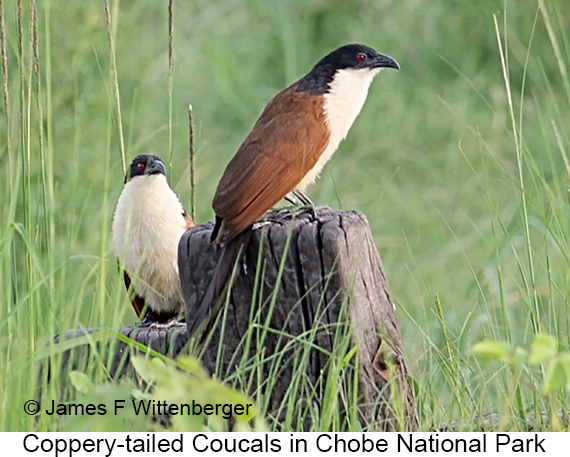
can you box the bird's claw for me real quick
[147,318,185,329]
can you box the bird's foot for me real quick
[306,204,319,220]
[293,190,313,206]
[284,193,297,205]
[252,220,271,231]
[147,318,185,329]
[139,312,185,328]
[284,190,313,207]
[138,314,156,327]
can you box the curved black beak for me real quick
[370,53,399,70]
[147,159,166,176]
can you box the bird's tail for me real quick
[187,228,252,336]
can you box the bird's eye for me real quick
[356,53,367,62]
[137,163,145,171]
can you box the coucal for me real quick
[188,43,399,334]
[112,154,194,325]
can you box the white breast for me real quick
[112,174,188,313]
[295,67,381,192]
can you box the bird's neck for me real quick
[322,67,381,142]
[293,67,381,193]
[112,175,186,258]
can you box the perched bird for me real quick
[112,154,194,325]
[188,43,399,334]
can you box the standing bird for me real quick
[188,43,399,334]
[112,154,194,325]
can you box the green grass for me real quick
[1,0,570,431]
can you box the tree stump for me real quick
[179,206,417,430]
[51,326,188,381]
[50,207,417,431]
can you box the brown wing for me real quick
[183,210,195,229]
[122,269,146,318]
[212,84,329,244]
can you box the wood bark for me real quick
[178,206,417,430]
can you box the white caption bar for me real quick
[1,432,555,456]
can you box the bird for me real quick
[112,154,194,325]
[212,43,399,245]
[187,43,399,335]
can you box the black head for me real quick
[297,43,399,94]
[317,44,399,71]
[126,154,166,183]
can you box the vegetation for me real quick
[1,0,570,431]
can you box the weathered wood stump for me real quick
[51,326,188,380]
[51,207,417,430]
[178,207,417,430]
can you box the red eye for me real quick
[137,163,145,171]
[356,53,367,62]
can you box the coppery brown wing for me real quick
[212,85,329,244]
[183,211,195,229]
[122,269,145,318]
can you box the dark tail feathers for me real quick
[187,228,252,336]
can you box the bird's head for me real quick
[298,44,399,95]
[126,154,166,183]
[318,44,399,73]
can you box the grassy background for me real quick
[2,0,570,430]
